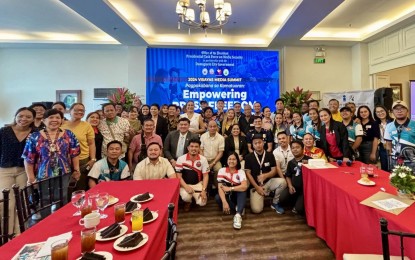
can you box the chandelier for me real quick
[175,0,232,35]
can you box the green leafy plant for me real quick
[280,86,313,113]
[107,88,137,110]
[390,165,415,194]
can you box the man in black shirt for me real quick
[245,134,286,214]
[246,116,273,153]
[280,140,311,215]
[239,104,254,135]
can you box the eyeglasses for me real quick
[393,107,406,111]
[73,109,85,113]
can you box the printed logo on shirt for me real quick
[236,175,240,181]
[196,161,202,167]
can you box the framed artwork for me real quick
[309,91,321,100]
[390,84,402,102]
[56,90,82,109]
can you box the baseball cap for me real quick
[340,107,352,112]
[392,100,408,110]
[251,133,264,141]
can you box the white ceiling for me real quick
[0,0,415,48]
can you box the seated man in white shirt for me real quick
[133,142,176,180]
[175,138,210,212]
[88,140,130,188]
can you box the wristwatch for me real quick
[91,158,97,162]
[231,187,234,191]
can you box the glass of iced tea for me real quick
[114,203,126,223]
[80,198,92,218]
[51,239,69,260]
[81,228,96,255]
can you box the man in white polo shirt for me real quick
[273,132,294,175]
[133,142,176,180]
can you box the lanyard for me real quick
[279,148,289,164]
[254,151,266,174]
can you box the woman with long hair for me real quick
[139,104,151,125]
[273,112,289,148]
[318,108,351,162]
[223,124,249,166]
[160,104,169,119]
[283,107,293,126]
[22,109,81,203]
[305,108,321,145]
[374,105,393,171]
[86,111,103,161]
[61,103,96,191]
[222,109,238,137]
[357,105,380,164]
[127,106,142,135]
[150,103,169,142]
[0,107,35,233]
[180,100,206,135]
[215,152,248,229]
[289,112,307,141]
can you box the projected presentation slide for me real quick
[146,48,279,111]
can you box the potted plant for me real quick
[280,86,313,113]
[389,165,415,199]
[107,88,137,110]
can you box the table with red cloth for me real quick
[0,178,180,260]
[303,161,415,259]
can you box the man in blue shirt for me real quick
[384,101,415,171]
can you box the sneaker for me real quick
[292,208,298,214]
[51,204,57,213]
[235,206,245,216]
[271,203,285,214]
[31,211,42,220]
[233,214,242,229]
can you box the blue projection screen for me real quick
[146,48,279,111]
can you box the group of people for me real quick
[1,96,414,231]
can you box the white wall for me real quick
[0,46,147,126]
[283,46,353,94]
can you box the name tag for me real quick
[391,130,398,135]
[103,169,110,174]
[366,125,372,129]
[264,162,270,167]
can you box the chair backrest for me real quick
[0,188,13,246]
[12,174,64,233]
[163,203,178,260]
[380,217,415,260]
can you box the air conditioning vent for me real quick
[94,88,117,99]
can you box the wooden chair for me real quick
[162,203,178,260]
[343,218,413,260]
[0,188,14,246]
[12,174,64,233]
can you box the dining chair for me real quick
[0,188,14,246]
[343,218,413,260]
[163,203,178,260]
[12,174,64,233]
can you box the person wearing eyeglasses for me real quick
[384,101,415,170]
[61,103,96,191]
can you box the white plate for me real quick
[357,179,376,186]
[113,232,149,252]
[125,203,142,214]
[129,211,159,224]
[76,251,113,260]
[130,193,154,203]
[108,196,119,206]
[96,224,128,241]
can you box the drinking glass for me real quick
[51,239,69,260]
[95,192,109,219]
[71,190,85,216]
[132,209,143,232]
[88,192,99,212]
[114,203,126,223]
[80,197,92,218]
[81,228,96,255]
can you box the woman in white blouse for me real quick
[180,101,205,135]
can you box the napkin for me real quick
[36,231,73,258]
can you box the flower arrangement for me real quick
[280,86,313,113]
[389,165,415,195]
[107,88,137,110]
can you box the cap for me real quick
[392,100,408,110]
[340,107,352,112]
[251,133,264,141]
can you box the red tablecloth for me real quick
[0,179,180,260]
[303,162,415,259]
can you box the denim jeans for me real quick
[215,190,247,215]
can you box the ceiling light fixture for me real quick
[175,0,232,36]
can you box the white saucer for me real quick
[357,179,376,186]
[96,224,128,241]
[130,193,154,203]
[76,251,113,260]
[113,232,149,252]
[129,211,159,224]
[108,196,119,206]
